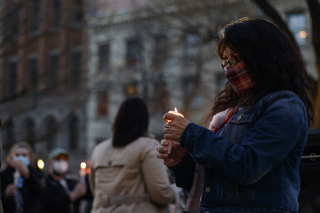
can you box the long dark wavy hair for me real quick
[211,18,314,126]
[112,97,149,147]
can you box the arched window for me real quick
[25,118,35,148]
[45,117,57,151]
[68,115,78,150]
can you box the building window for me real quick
[98,44,110,73]
[72,0,83,26]
[29,0,40,34]
[45,117,57,151]
[153,35,168,69]
[8,61,17,96]
[68,115,79,150]
[25,118,35,148]
[29,58,38,89]
[48,54,59,89]
[51,0,61,29]
[184,32,201,60]
[97,91,108,117]
[126,39,141,67]
[70,52,81,88]
[287,12,307,46]
[9,1,20,37]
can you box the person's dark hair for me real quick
[212,18,314,126]
[112,97,149,147]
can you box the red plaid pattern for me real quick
[225,60,255,96]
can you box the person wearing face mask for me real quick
[0,141,43,213]
[157,18,314,213]
[41,147,88,213]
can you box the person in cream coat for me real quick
[89,97,176,213]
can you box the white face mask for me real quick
[13,156,30,167]
[52,160,69,176]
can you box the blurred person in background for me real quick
[0,141,43,213]
[89,97,176,213]
[41,147,90,213]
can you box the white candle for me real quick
[79,162,86,183]
[13,170,20,185]
[166,108,184,154]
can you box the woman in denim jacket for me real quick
[157,18,314,213]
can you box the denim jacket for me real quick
[169,91,308,213]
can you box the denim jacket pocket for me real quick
[223,110,257,144]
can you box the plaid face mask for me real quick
[225,60,255,96]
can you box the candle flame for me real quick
[174,108,178,112]
[80,162,86,169]
[37,159,44,170]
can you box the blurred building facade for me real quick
[0,0,88,173]
[0,0,317,174]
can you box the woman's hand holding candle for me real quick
[165,108,186,154]
[156,108,190,166]
[163,112,191,142]
[157,139,187,167]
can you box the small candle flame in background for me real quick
[37,159,45,170]
[80,162,86,170]
[79,162,87,183]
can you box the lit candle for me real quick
[37,159,45,170]
[166,108,184,154]
[79,162,86,183]
[166,108,184,122]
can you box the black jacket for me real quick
[41,174,91,213]
[0,166,42,213]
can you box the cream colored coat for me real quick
[89,137,176,213]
